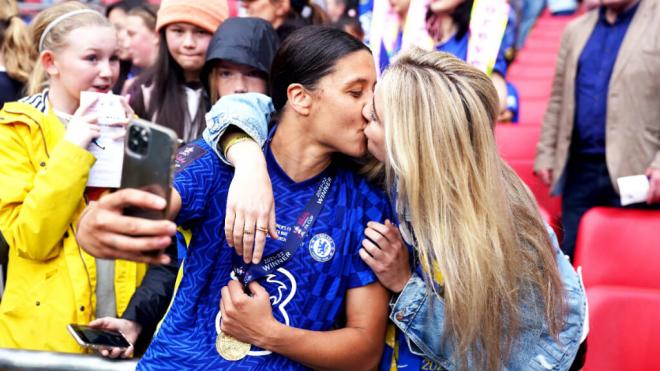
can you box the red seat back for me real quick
[574,207,660,289]
[495,125,562,223]
[584,286,660,371]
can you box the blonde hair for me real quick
[0,0,33,85]
[27,2,110,95]
[380,49,564,370]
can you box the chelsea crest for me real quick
[309,233,335,262]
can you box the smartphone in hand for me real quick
[67,324,131,351]
[120,119,178,257]
[121,118,178,220]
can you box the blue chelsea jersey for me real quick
[139,138,392,370]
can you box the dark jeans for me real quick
[561,155,659,259]
[561,156,620,259]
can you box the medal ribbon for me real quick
[232,173,334,287]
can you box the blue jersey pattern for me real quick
[138,139,391,370]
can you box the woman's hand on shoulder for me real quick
[225,140,277,265]
[360,220,412,293]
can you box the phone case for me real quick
[67,324,130,350]
[121,118,179,220]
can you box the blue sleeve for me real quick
[358,0,374,44]
[173,141,224,226]
[506,81,520,123]
[202,93,274,165]
[348,180,394,289]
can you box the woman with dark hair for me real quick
[128,0,227,143]
[76,26,391,370]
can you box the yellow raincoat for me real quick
[0,100,146,352]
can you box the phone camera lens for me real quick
[128,125,150,155]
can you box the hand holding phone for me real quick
[120,119,178,257]
[121,118,178,220]
[67,324,131,352]
[87,317,142,358]
[75,188,176,264]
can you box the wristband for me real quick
[222,133,254,158]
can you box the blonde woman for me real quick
[0,0,33,105]
[360,49,586,370]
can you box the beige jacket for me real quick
[535,0,660,194]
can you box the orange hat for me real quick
[156,0,228,34]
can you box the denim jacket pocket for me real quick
[390,273,456,370]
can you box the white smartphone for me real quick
[67,324,131,350]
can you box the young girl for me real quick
[202,17,278,103]
[128,0,228,143]
[0,0,33,106]
[0,2,144,353]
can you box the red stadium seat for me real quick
[574,207,660,289]
[512,79,552,101]
[518,100,549,125]
[583,286,660,371]
[495,125,562,222]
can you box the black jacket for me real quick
[121,239,178,354]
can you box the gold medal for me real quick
[216,330,251,361]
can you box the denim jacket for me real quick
[390,227,588,370]
[202,94,588,370]
[202,93,274,164]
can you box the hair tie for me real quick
[38,9,99,52]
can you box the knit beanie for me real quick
[156,0,228,34]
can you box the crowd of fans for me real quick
[0,0,656,369]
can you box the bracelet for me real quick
[222,133,254,158]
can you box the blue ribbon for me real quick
[232,174,334,287]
